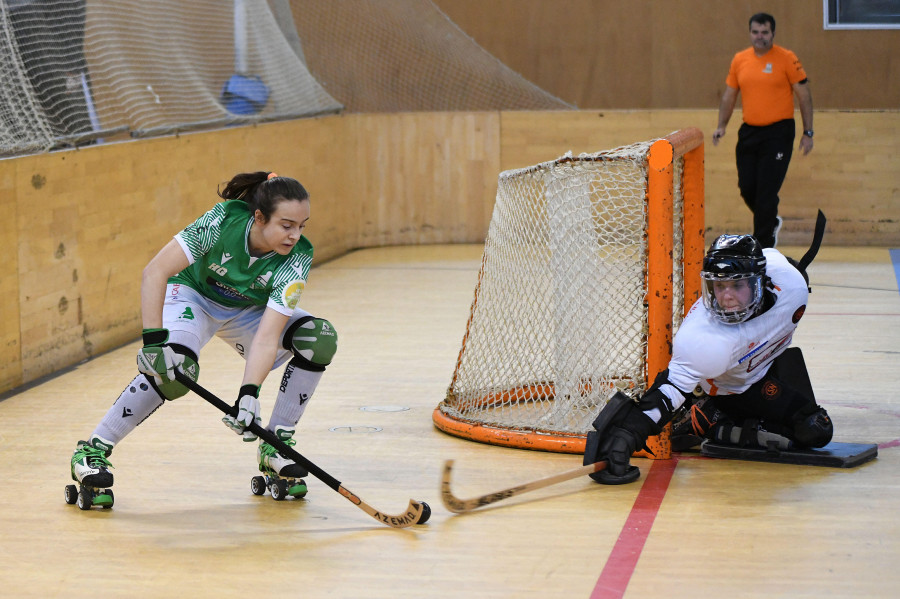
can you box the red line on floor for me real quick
[590,458,679,599]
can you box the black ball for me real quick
[416,501,431,524]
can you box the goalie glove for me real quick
[583,392,661,484]
[222,384,262,442]
[136,328,184,384]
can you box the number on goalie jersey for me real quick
[584,233,832,485]
[69,171,338,499]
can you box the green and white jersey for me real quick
[170,200,313,316]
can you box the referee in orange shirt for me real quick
[712,13,814,248]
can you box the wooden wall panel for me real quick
[432,0,900,110]
[354,112,499,247]
[0,163,21,391]
[2,109,897,395]
[3,116,357,387]
[499,109,900,246]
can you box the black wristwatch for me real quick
[803,130,814,138]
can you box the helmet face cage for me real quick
[701,234,766,324]
[701,271,764,324]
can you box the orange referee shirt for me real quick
[725,44,808,127]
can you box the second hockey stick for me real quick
[441,459,607,513]
[174,370,430,528]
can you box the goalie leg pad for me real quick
[791,405,833,448]
[701,440,877,468]
[282,316,338,372]
[152,353,199,400]
[769,347,815,400]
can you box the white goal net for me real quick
[0,0,342,156]
[1,0,571,157]
[435,131,705,454]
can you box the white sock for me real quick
[268,361,323,431]
[92,374,165,445]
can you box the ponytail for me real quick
[217,171,309,221]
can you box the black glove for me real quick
[584,396,660,485]
[599,427,641,477]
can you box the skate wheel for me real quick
[270,478,288,501]
[76,487,93,510]
[250,476,267,496]
[64,484,78,505]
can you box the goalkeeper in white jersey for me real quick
[69,171,337,502]
[584,233,833,484]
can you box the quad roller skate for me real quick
[65,437,115,510]
[252,426,308,501]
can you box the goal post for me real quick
[433,128,705,459]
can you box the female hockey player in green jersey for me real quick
[67,171,338,508]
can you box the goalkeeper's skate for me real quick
[670,396,720,452]
[252,426,308,500]
[65,436,115,510]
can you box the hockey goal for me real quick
[433,128,705,459]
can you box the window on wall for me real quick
[825,0,900,29]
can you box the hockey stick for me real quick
[174,370,430,528]
[441,459,607,513]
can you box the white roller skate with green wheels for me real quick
[252,425,308,500]
[65,436,115,510]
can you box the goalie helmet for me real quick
[700,234,766,324]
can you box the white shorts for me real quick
[163,283,309,371]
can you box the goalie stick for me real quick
[174,370,430,528]
[441,459,607,513]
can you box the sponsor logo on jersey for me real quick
[746,332,793,373]
[209,262,228,276]
[282,280,305,310]
[179,307,195,321]
[738,340,768,364]
[221,252,233,264]
[205,277,252,302]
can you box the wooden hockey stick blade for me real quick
[174,370,430,528]
[441,459,607,513]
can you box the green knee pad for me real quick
[155,355,199,400]
[284,317,338,371]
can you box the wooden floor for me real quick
[2,244,898,598]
